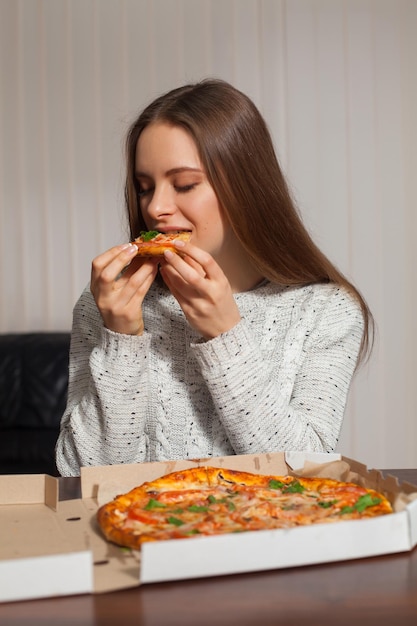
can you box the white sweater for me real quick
[56,280,364,476]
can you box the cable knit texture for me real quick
[56,281,364,476]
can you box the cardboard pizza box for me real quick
[0,474,93,601]
[1,451,417,602]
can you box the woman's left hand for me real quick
[159,240,241,339]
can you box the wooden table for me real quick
[1,469,417,626]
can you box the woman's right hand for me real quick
[90,243,159,335]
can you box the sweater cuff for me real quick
[99,327,152,360]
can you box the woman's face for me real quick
[135,122,231,261]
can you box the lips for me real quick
[154,228,192,234]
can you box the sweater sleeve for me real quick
[55,288,152,476]
[190,285,364,455]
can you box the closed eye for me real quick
[136,183,197,197]
[137,187,153,198]
[175,183,197,193]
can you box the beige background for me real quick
[1,0,416,468]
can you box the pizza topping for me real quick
[188,505,210,512]
[167,516,185,526]
[139,230,160,241]
[269,479,306,493]
[317,499,339,508]
[144,498,167,510]
[340,493,382,515]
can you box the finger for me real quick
[163,250,205,287]
[182,254,207,277]
[91,243,138,285]
[120,258,159,297]
[95,260,158,334]
[160,263,211,309]
[118,256,158,282]
[92,243,138,272]
[163,250,220,292]
[160,253,206,278]
[172,240,220,279]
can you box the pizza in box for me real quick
[96,466,392,549]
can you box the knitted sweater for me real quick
[55,280,364,476]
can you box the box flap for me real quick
[0,477,93,603]
[80,459,197,501]
[56,499,141,594]
[0,552,92,602]
[405,497,417,547]
[285,451,341,470]
[140,511,411,583]
[0,474,58,509]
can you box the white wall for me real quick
[1,0,416,468]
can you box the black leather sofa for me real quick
[0,332,70,476]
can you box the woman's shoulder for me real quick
[303,283,365,339]
[309,282,362,314]
[294,281,363,320]
[250,279,356,304]
[251,280,363,324]
[307,281,358,303]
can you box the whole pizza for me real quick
[96,467,392,549]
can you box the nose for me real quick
[145,184,176,221]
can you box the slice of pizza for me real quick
[133,231,191,257]
[96,467,393,550]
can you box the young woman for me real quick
[56,79,372,476]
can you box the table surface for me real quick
[1,468,417,626]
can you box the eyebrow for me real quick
[135,166,204,178]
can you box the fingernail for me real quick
[174,239,185,248]
[164,249,174,259]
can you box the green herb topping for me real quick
[268,479,306,493]
[166,516,185,526]
[340,494,382,515]
[188,505,210,513]
[207,495,237,508]
[144,498,167,510]
[140,230,160,241]
[317,499,339,508]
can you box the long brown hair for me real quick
[124,79,373,363]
